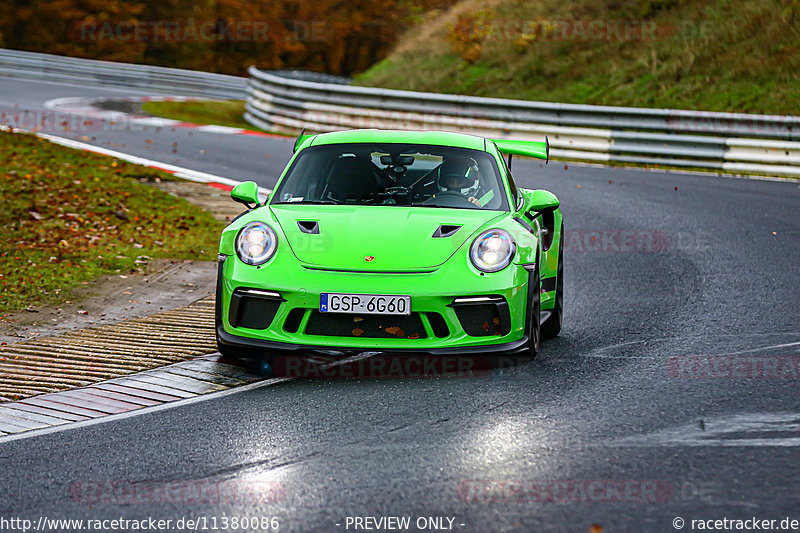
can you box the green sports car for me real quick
[215,130,563,364]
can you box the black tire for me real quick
[541,225,564,339]
[217,340,276,376]
[526,262,542,358]
[217,341,252,361]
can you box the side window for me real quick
[494,143,520,210]
[507,167,521,210]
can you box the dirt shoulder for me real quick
[0,259,217,346]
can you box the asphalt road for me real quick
[1,75,800,533]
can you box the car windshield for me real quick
[272,143,509,210]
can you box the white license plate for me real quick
[320,293,411,315]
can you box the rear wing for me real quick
[493,137,549,165]
[293,128,314,152]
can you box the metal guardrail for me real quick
[245,67,800,176]
[0,48,246,99]
[0,49,795,176]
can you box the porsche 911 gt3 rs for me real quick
[215,130,563,363]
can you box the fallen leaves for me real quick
[0,130,221,312]
[385,326,405,337]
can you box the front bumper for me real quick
[216,252,540,354]
[216,324,531,355]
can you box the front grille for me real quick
[306,311,427,339]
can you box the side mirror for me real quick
[521,189,559,217]
[231,181,260,209]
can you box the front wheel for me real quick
[217,341,276,376]
[525,263,542,358]
[541,224,564,339]
[217,341,251,361]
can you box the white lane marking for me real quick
[722,341,800,356]
[42,96,95,110]
[134,117,182,127]
[36,131,242,186]
[615,412,800,447]
[196,125,245,134]
[44,96,196,112]
[42,96,265,137]
[582,332,800,359]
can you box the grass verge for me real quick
[140,100,279,133]
[0,130,222,313]
[355,0,800,115]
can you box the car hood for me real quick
[270,205,505,271]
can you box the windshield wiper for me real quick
[409,202,478,210]
[276,199,340,205]
[409,202,447,208]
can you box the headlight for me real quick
[235,222,277,265]
[470,229,515,272]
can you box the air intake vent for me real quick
[426,312,450,338]
[297,220,320,234]
[432,224,462,238]
[229,289,284,330]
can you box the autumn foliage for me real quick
[0,0,455,76]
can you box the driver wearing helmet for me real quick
[436,157,482,206]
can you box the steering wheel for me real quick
[424,190,478,208]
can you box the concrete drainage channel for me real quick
[0,296,218,402]
[0,296,273,437]
[0,353,267,437]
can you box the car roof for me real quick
[306,129,487,151]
